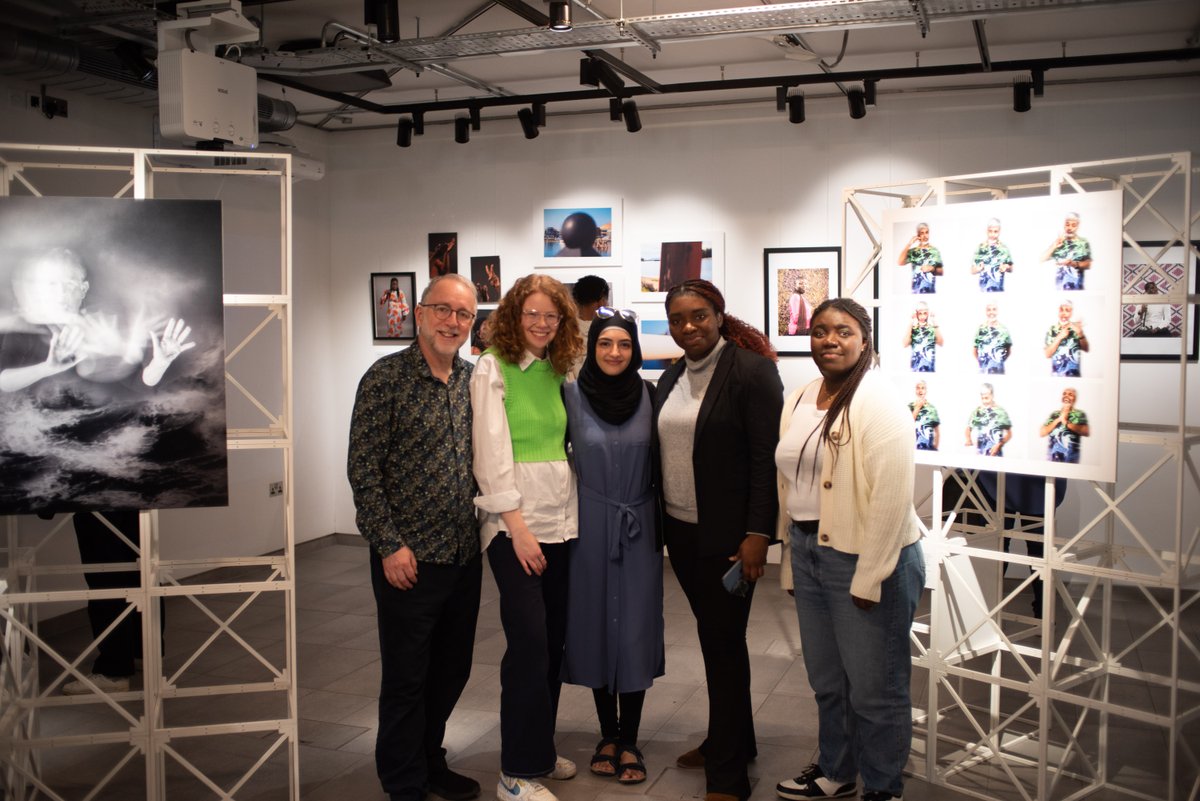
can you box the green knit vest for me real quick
[487,348,567,463]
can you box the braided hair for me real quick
[664,279,777,361]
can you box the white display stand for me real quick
[0,144,298,801]
[843,153,1197,801]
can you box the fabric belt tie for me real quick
[580,484,653,562]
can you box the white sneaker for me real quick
[62,674,131,695]
[546,756,576,780]
[496,775,558,801]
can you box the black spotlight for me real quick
[413,111,425,136]
[847,88,867,119]
[621,99,641,133]
[549,1,572,31]
[787,92,805,124]
[364,0,400,43]
[776,86,788,113]
[1013,80,1032,113]
[454,116,470,144]
[396,117,413,148]
[864,79,878,107]
[580,57,599,87]
[533,101,547,127]
[470,106,481,131]
[609,98,622,122]
[518,107,540,139]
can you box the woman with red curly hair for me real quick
[471,274,584,801]
[652,279,783,801]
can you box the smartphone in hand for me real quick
[722,560,749,597]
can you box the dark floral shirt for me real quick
[347,345,478,564]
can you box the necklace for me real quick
[817,381,841,407]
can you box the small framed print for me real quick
[629,232,725,305]
[764,247,841,356]
[537,199,622,267]
[1120,240,1198,362]
[372,272,416,341]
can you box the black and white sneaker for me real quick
[775,764,856,799]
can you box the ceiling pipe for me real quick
[259,47,1200,119]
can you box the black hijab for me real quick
[577,314,644,425]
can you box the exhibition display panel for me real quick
[843,153,1197,801]
[0,143,298,801]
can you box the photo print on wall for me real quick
[372,272,416,340]
[471,256,502,303]
[632,233,725,304]
[763,246,841,356]
[0,196,229,514]
[428,232,458,279]
[537,199,622,268]
[1119,240,1198,361]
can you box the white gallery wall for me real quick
[325,75,1200,549]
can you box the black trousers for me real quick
[665,515,758,801]
[73,511,143,679]
[371,551,483,801]
[487,535,570,778]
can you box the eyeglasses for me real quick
[522,310,562,325]
[419,303,475,324]
[595,306,638,323]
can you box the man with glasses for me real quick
[348,273,483,801]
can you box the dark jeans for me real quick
[371,551,482,801]
[73,511,143,679]
[487,535,570,778]
[664,515,757,801]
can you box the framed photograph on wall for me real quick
[534,266,623,311]
[638,313,684,380]
[372,272,416,341]
[471,255,502,303]
[763,247,841,356]
[429,232,458,278]
[1120,240,1198,361]
[537,199,622,267]
[629,233,725,304]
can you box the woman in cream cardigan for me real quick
[773,298,924,801]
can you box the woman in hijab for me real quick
[562,307,664,787]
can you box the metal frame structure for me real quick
[842,153,1198,800]
[0,143,297,801]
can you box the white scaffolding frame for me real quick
[0,143,297,801]
[842,153,1198,801]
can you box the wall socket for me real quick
[269,481,283,497]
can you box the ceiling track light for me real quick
[470,106,481,131]
[621,99,642,133]
[864,79,878,106]
[1013,78,1033,112]
[533,101,547,127]
[776,86,788,112]
[454,116,470,144]
[396,117,413,148]
[609,98,622,121]
[518,106,540,139]
[364,0,400,44]
[549,2,572,32]
[412,111,425,136]
[1032,68,1045,97]
[847,87,867,119]
[787,92,805,124]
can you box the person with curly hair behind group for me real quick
[774,298,924,801]
[471,274,584,801]
[652,279,783,801]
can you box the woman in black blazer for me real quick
[652,279,783,801]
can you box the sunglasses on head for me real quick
[595,306,638,323]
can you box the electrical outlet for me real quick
[269,481,283,497]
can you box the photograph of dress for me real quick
[0,196,228,514]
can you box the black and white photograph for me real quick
[0,196,228,514]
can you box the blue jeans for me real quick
[790,524,925,797]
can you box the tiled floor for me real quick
[11,538,1192,801]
